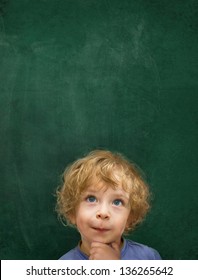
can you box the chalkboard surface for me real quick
[0,0,198,259]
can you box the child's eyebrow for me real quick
[81,189,99,197]
[84,188,130,199]
[112,192,129,200]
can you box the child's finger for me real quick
[91,241,106,248]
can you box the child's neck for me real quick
[79,240,90,256]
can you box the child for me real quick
[56,150,161,260]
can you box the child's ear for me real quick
[125,213,133,230]
[68,213,76,225]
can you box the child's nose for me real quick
[96,205,110,220]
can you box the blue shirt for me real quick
[59,239,161,260]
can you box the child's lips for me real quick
[92,227,110,232]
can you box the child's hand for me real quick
[89,241,120,260]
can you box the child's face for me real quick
[70,180,131,254]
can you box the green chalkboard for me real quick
[0,0,198,259]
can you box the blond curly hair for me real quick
[56,150,150,232]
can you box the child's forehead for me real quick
[86,178,110,190]
[84,183,130,198]
[85,174,130,193]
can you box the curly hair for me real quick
[56,150,151,232]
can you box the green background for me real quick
[0,0,198,260]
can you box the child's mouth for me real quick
[92,227,110,232]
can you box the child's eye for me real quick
[86,196,96,203]
[113,199,123,206]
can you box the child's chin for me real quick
[92,238,112,244]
